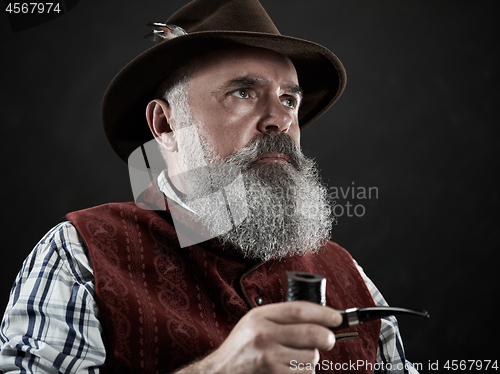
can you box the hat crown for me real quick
[166,0,280,35]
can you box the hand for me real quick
[175,301,342,374]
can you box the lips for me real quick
[256,152,290,164]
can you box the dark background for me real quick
[1,0,498,372]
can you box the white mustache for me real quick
[225,132,304,171]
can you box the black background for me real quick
[1,1,499,372]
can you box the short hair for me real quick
[154,63,193,122]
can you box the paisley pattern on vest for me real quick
[66,186,380,373]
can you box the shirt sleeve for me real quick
[0,221,105,373]
[355,262,420,374]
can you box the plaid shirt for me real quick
[0,176,419,373]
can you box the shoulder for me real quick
[65,201,150,233]
[65,201,170,240]
[66,201,137,218]
[322,239,350,252]
[5,220,95,316]
[312,240,366,282]
[31,220,94,283]
[317,240,386,303]
[65,201,165,223]
[316,239,356,263]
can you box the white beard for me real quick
[173,126,334,261]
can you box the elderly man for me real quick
[0,0,418,373]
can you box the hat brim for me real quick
[102,31,346,162]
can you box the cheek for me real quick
[201,127,258,159]
[197,127,235,158]
[200,113,258,148]
[216,131,254,158]
[288,123,301,149]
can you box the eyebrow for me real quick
[286,84,303,101]
[215,76,267,92]
[215,75,303,101]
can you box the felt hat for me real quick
[102,0,346,162]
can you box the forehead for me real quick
[188,47,299,86]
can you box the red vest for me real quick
[66,186,380,373]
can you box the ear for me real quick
[146,99,178,152]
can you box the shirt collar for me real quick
[157,170,197,214]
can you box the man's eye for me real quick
[282,98,295,108]
[232,89,249,99]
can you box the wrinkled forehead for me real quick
[187,46,299,85]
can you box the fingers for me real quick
[239,301,339,351]
[275,323,335,350]
[255,301,343,328]
[244,319,335,351]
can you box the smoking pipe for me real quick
[286,271,429,330]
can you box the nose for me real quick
[257,96,293,134]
